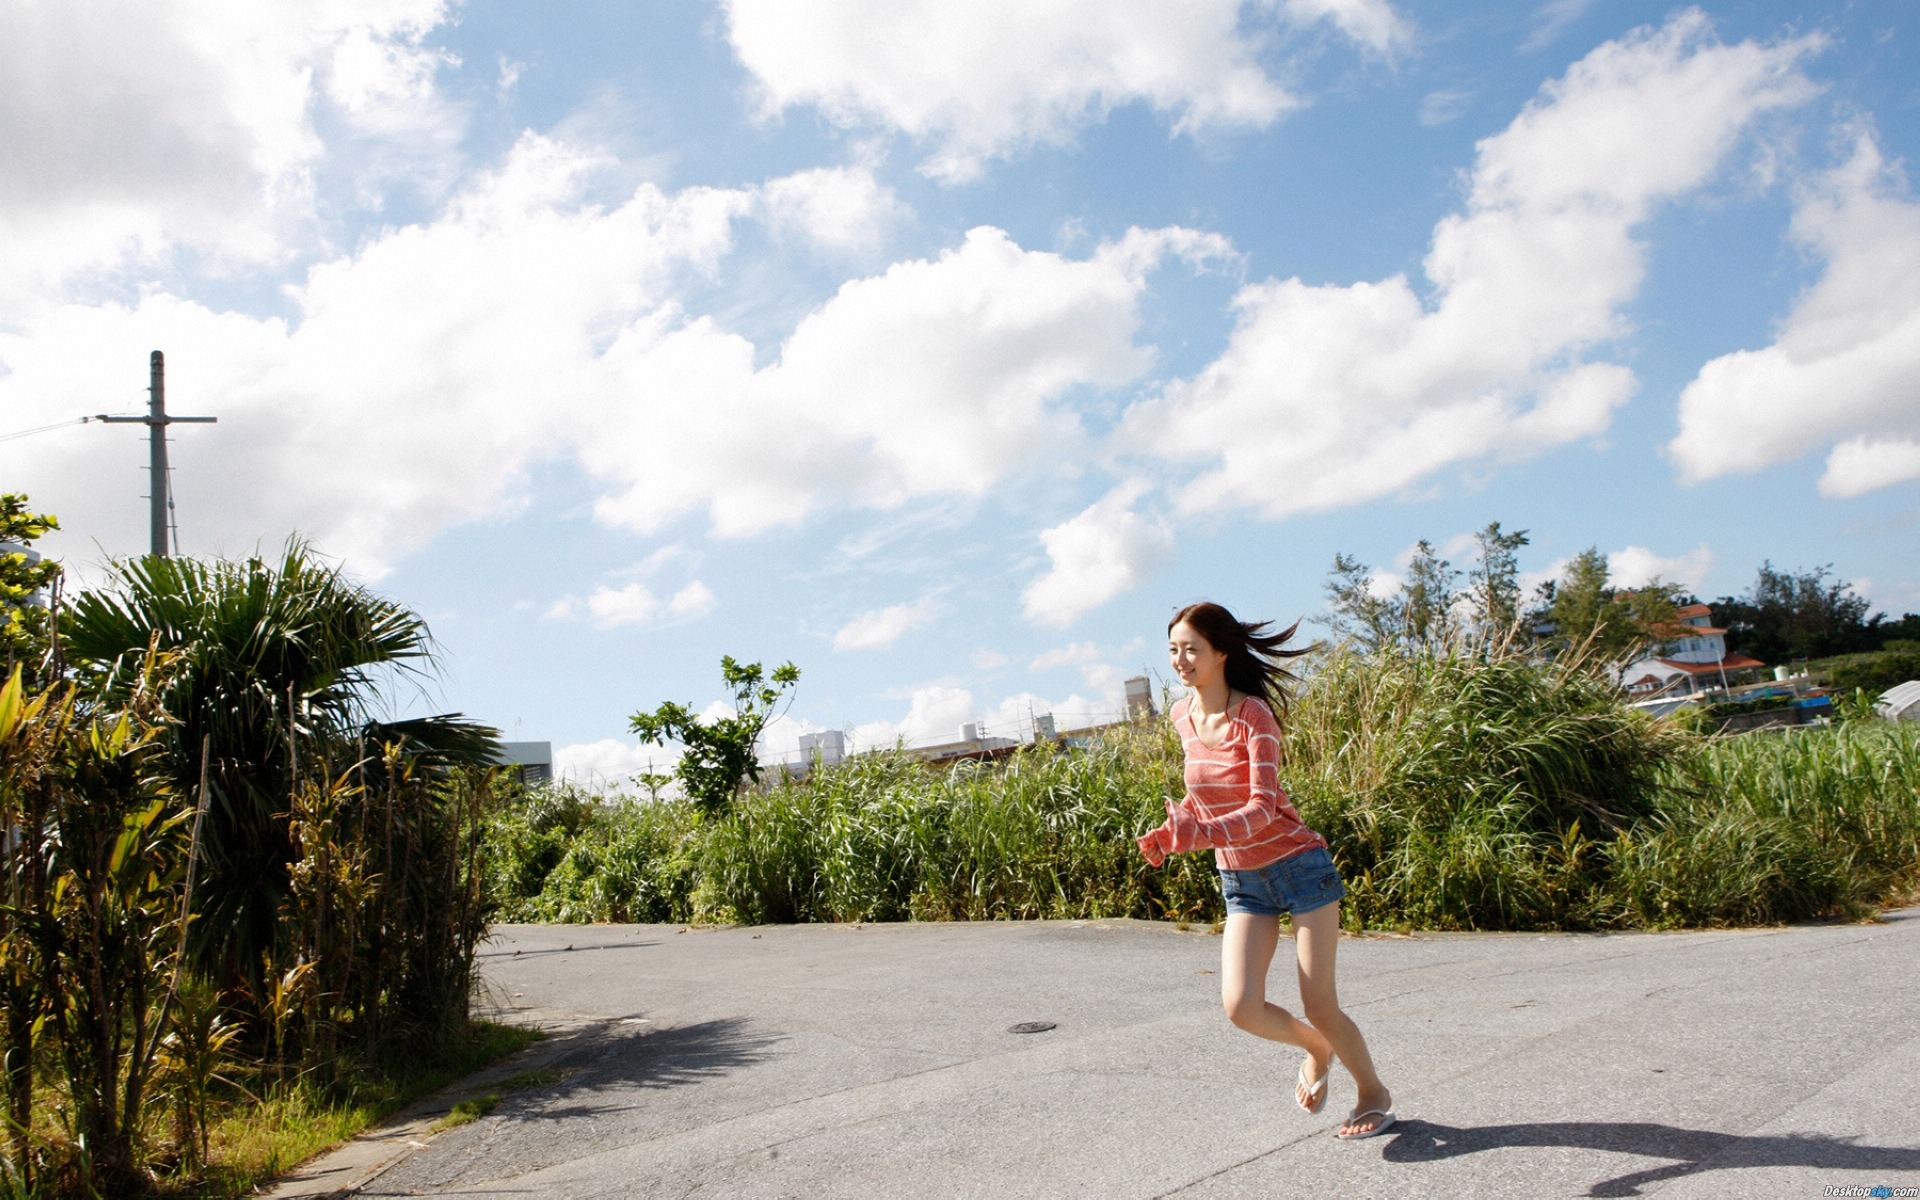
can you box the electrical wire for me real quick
[0,416,96,444]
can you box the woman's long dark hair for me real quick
[1168,601,1312,717]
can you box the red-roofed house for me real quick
[1620,603,1766,696]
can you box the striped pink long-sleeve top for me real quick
[1173,694,1326,871]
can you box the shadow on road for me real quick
[505,1017,783,1124]
[1381,1118,1920,1196]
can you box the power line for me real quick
[0,415,120,444]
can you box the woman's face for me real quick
[1168,621,1226,691]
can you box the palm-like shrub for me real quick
[59,542,497,1022]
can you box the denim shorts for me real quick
[1219,846,1346,918]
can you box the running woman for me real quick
[1138,601,1395,1139]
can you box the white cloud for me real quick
[1671,132,1920,497]
[970,648,1010,671]
[547,577,714,629]
[1282,0,1413,58]
[761,164,905,251]
[6,133,750,573]
[554,738,666,788]
[1029,642,1101,672]
[1820,437,1920,498]
[10,121,1205,576]
[1126,11,1820,521]
[583,225,1213,539]
[1419,89,1471,126]
[1608,543,1716,593]
[0,0,459,302]
[725,0,1404,182]
[586,582,662,628]
[849,684,977,751]
[833,598,939,651]
[1523,0,1600,53]
[666,581,717,619]
[1022,481,1174,627]
[846,682,1123,752]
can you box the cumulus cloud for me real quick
[554,738,666,788]
[1670,132,1920,498]
[1820,438,1920,498]
[5,134,749,572]
[1607,543,1716,593]
[1022,481,1174,627]
[833,598,939,651]
[725,0,1406,182]
[9,124,1208,574]
[582,224,1219,538]
[548,578,715,628]
[1127,11,1820,522]
[0,0,459,300]
[760,164,905,251]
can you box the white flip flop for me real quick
[1336,1108,1396,1140]
[1296,1060,1330,1114]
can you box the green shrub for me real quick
[1822,647,1920,697]
[486,655,1920,933]
[1606,722,1920,926]
[1287,645,1683,930]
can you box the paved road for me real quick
[290,911,1920,1197]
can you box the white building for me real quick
[1620,603,1765,697]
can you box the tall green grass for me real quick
[488,649,1920,931]
[1610,722,1920,927]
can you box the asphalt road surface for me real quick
[280,910,1920,1197]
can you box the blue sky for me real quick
[6,1,1918,784]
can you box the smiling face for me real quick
[1167,620,1227,692]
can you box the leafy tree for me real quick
[0,493,60,672]
[1323,552,1401,652]
[1466,521,1529,635]
[1543,546,1681,665]
[630,656,800,819]
[1712,562,1877,661]
[1402,540,1459,646]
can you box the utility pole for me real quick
[97,351,217,556]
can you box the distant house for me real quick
[1620,603,1765,697]
[492,741,553,786]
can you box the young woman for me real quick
[1138,601,1395,1139]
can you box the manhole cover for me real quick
[1007,1021,1057,1034]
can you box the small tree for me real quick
[1323,542,1460,651]
[1543,546,1681,665]
[1401,540,1459,646]
[1324,553,1401,652]
[0,493,61,673]
[629,656,800,819]
[1466,521,1529,635]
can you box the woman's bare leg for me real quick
[1292,901,1392,1135]
[1220,912,1335,1111]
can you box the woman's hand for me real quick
[1165,797,1204,853]
[1136,826,1170,867]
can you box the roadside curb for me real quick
[266,1008,608,1199]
